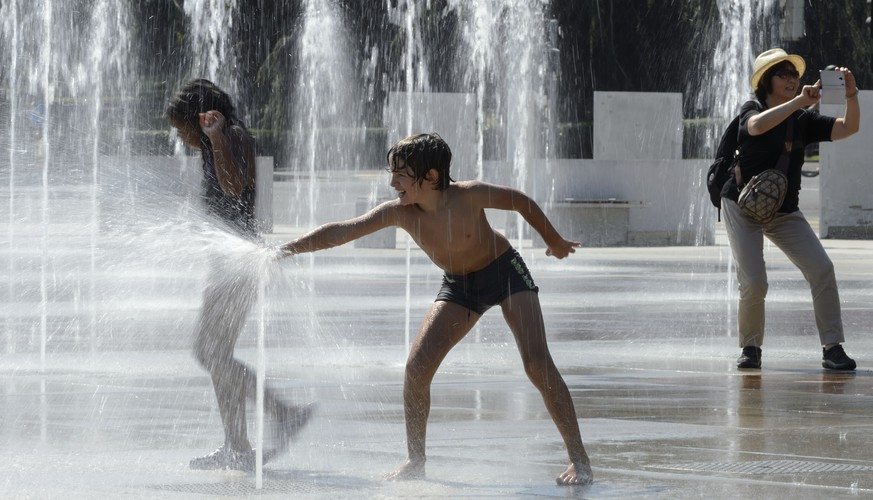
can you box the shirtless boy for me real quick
[278,132,592,485]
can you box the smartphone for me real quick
[819,69,845,105]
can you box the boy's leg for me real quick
[262,392,314,462]
[500,290,592,485]
[192,258,258,453]
[385,300,479,481]
[194,259,311,464]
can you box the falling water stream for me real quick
[704,0,780,336]
[0,0,137,365]
[183,0,240,98]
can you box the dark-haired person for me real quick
[166,79,311,471]
[719,49,860,370]
[278,132,593,486]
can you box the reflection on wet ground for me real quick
[2,230,872,499]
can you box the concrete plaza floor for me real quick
[3,191,873,498]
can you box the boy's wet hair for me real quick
[166,79,243,132]
[386,132,454,191]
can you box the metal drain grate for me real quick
[658,460,873,475]
[151,479,350,496]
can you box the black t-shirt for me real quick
[200,125,257,239]
[722,99,835,213]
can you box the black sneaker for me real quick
[822,345,856,371]
[737,346,762,369]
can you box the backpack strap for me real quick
[774,116,794,174]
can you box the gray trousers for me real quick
[722,199,844,348]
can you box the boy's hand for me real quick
[275,243,296,260]
[545,239,581,259]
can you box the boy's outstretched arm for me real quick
[278,203,395,258]
[476,182,581,258]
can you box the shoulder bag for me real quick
[736,118,793,224]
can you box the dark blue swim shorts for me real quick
[435,247,538,315]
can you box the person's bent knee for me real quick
[807,258,836,285]
[739,280,768,301]
[404,361,432,387]
[192,335,232,372]
[192,342,214,371]
[522,355,554,385]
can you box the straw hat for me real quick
[750,48,805,89]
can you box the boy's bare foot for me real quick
[556,462,593,486]
[384,458,426,481]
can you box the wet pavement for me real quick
[3,210,873,498]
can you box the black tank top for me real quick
[199,129,257,239]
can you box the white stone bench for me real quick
[538,198,646,247]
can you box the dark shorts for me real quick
[435,247,538,315]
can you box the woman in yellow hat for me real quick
[719,48,860,370]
